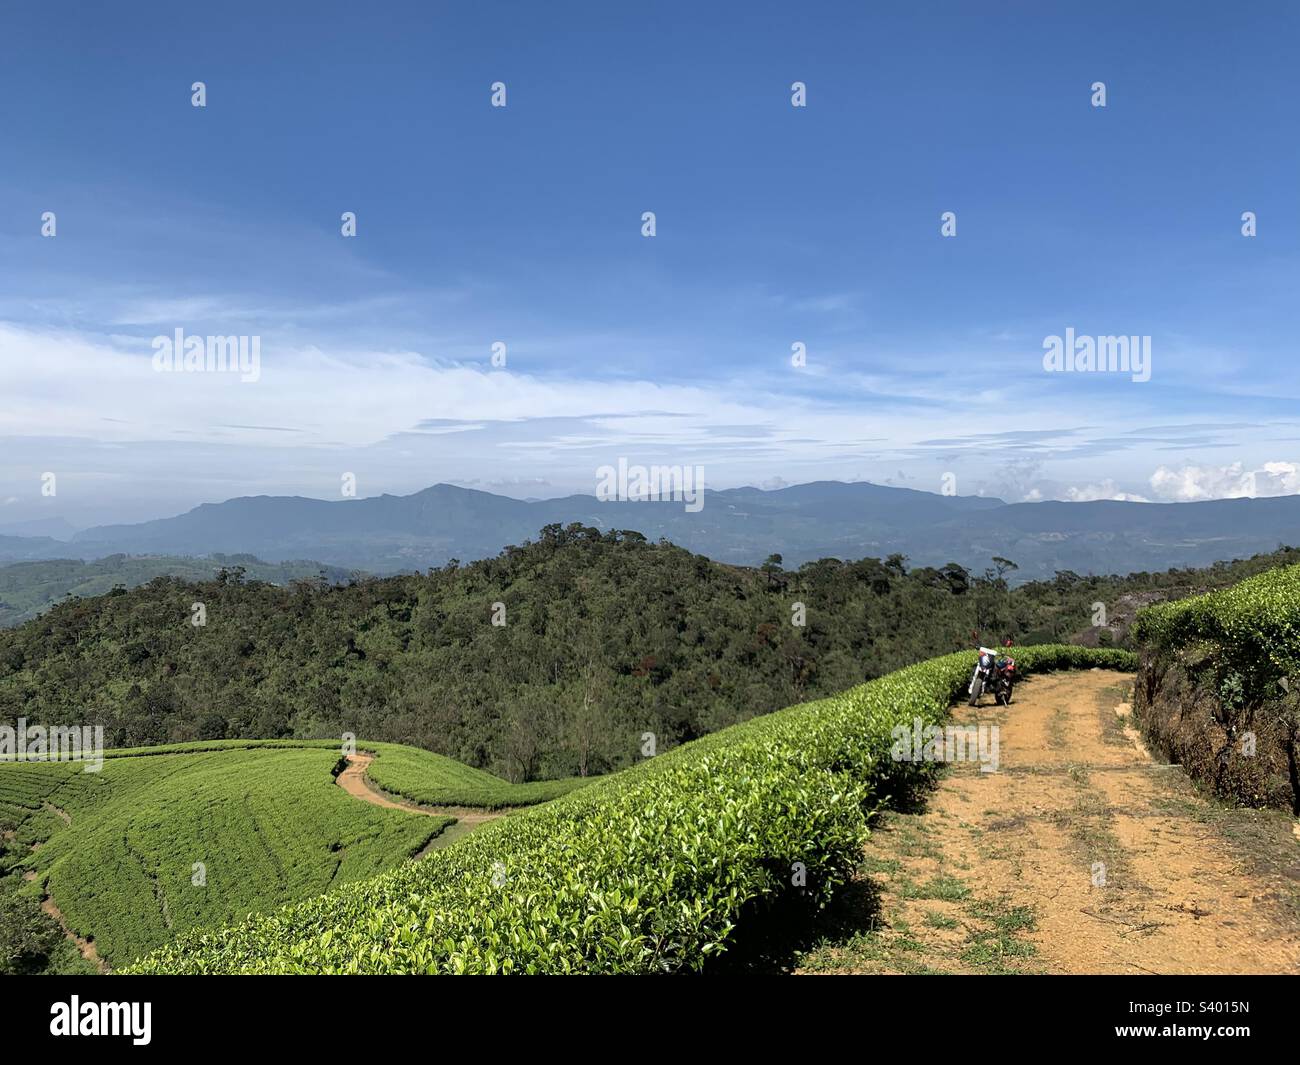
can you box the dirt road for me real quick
[799,670,1300,975]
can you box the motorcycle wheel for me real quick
[969,676,983,706]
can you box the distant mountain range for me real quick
[0,516,78,541]
[0,480,1296,582]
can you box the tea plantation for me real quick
[129,644,1135,974]
[364,745,589,808]
[1135,561,1300,680]
[1133,562,1300,809]
[0,738,586,967]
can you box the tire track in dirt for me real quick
[801,669,1300,975]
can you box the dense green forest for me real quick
[2,524,1296,783]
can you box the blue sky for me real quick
[2,0,1299,527]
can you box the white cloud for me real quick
[3,316,1297,521]
[1062,480,1150,503]
[1149,461,1300,501]
[2,321,1101,468]
[0,322,765,449]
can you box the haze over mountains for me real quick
[1,480,1297,582]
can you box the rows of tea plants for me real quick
[363,745,590,808]
[1131,563,1300,808]
[57,737,596,808]
[0,745,452,966]
[0,759,77,818]
[128,644,1136,975]
[1135,562,1300,681]
[0,759,82,856]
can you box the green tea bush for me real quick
[1136,563,1300,686]
[90,739,593,807]
[361,745,590,809]
[128,644,1134,974]
[1133,564,1300,809]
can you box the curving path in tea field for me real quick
[336,753,506,852]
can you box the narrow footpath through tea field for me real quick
[336,753,506,851]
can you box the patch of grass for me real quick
[959,898,1039,973]
[923,909,959,929]
[971,899,1037,934]
[902,874,971,902]
[1098,683,1135,747]
[961,931,1037,972]
[1048,780,1134,891]
[798,875,1041,974]
[858,853,903,875]
[893,933,926,953]
[890,821,943,860]
[1047,703,1070,750]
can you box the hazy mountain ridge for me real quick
[0,480,1291,581]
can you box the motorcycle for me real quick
[968,642,1016,707]
[993,650,1015,706]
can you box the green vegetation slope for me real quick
[1,527,1287,784]
[0,739,590,971]
[0,553,356,628]
[128,644,1135,975]
[1134,563,1300,811]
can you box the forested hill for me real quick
[2,524,1295,783]
[0,553,357,628]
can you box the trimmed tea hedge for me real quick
[1135,563,1300,679]
[1133,564,1300,809]
[128,644,1135,974]
[362,745,590,809]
